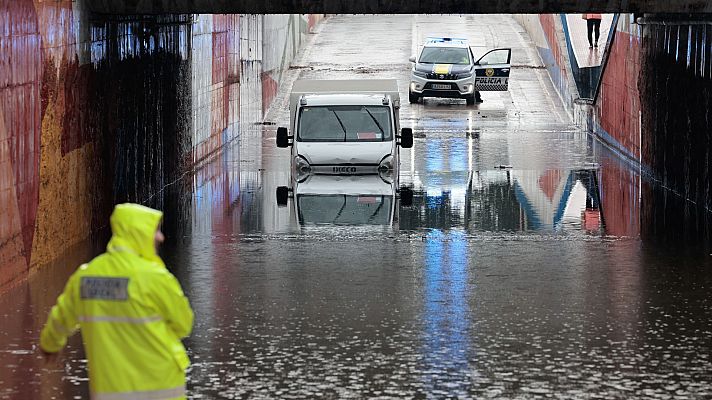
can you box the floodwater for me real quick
[2,14,712,400]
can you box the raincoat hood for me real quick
[107,203,164,266]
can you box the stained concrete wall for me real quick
[513,14,579,118]
[262,15,316,114]
[594,15,642,162]
[639,20,712,236]
[516,13,712,241]
[515,14,643,160]
[589,15,712,238]
[0,0,325,289]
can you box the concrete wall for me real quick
[515,13,643,160]
[0,0,325,289]
[513,14,579,118]
[640,21,712,215]
[594,15,642,162]
[516,13,712,240]
[262,14,315,114]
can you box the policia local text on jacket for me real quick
[40,203,194,400]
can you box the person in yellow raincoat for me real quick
[39,203,194,400]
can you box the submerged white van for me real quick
[276,79,413,183]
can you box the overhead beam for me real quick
[86,1,712,15]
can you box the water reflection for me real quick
[420,230,471,396]
[277,175,410,227]
[400,168,603,235]
[184,125,614,238]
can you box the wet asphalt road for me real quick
[2,14,712,400]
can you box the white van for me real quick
[276,79,413,183]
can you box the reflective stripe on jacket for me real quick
[40,203,194,400]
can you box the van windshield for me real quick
[298,105,393,142]
[298,195,392,225]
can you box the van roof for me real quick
[291,79,399,95]
[301,93,389,107]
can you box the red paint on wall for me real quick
[598,31,641,159]
[308,15,319,32]
[0,0,42,268]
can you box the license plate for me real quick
[431,83,451,90]
[311,165,377,175]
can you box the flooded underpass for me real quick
[2,14,712,400]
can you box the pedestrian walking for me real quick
[39,203,194,400]
[583,13,602,49]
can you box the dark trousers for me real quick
[587,19,601,46]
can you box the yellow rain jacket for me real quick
[40,203,194,400]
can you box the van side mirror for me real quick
[408,56,416,63]
[399,127,413,148]
[276,127,292,148]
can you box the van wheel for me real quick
[409,91,420,104]
[276,186,289,206]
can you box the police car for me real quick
[408,37,511,105]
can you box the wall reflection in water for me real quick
[400,168,603,235]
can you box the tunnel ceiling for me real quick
[86,0,712,14]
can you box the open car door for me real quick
[473,48,511,91]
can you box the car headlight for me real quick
[412,69,427,78]
[294,155,311,181]
[457,72,473,79]
[378,155,394,183]
[378,155,394,172]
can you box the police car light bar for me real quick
[425,37,468,44]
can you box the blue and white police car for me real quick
[409,37,512,105]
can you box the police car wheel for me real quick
[408,91,420,104]
[466,93,476,105]
[476,91,483,103]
